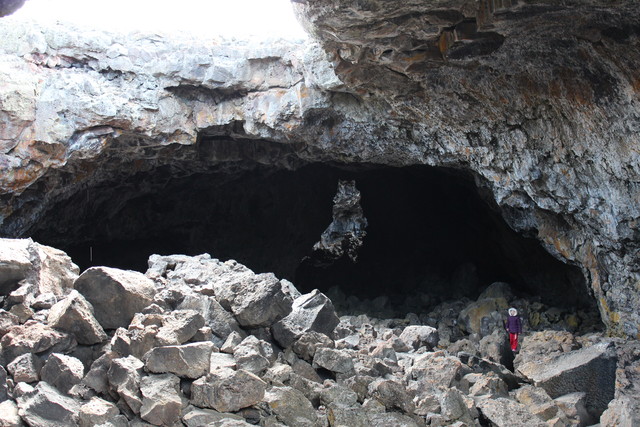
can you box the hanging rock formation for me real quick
[0,1,639,341]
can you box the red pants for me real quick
[509,333,519,351]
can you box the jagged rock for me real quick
[290,357,323,384]
[398,325,439,351]
[0,310,19,337]
[367,378,415,414]
[153,310,204,346]
[210,352,237,371]
[221,331,243,354]
[476,397,546,427]
[0,320,76,364]
[139,374,183,426]
[600,395,640,427]
[191,368,266,413]
[514,385,566,422]
[8,304,32,323]
[82,351,117,395]
[0,238,31,295]
[439,388,477,425]
[468,372,508,398]
[144,341,215,378]
[272,289,339,348]
[233,335,274,375]
[31,292,57,310]
[40,353,84,394]
[7,352,41,383]
[514,331,579,365]
[15,381,80,427]
[177,295,244,347]
[407,351,469,389]
[73,267,156,330]
[79,397,128,427]
[0,366,7,401]
[554,392,591,426]
[0,399,24,427]
[458,297,509,335]
[182,405,245,427]
[517,341,617,419]
[47,290,107,345]
[368,412,421,427]
[312,347,354,375]
[293,331,335,362]
[457,351,520,389]
[263,386,317,427]
[107,355,145,414]
[214,272,293,329]
[319,382,358,408]
[326,403,369,427]
[478,330,511,366]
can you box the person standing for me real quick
[505,307,522,352]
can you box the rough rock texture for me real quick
[2,1,640,337]
[47,290,107,345]
[15,382,80,427]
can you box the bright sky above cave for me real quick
[14,0,308,39]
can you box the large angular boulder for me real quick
[367,378,415,414]
[517,342,617,419]
[191,368,266,413]
[313,347,355,375]
[73,267,155,330]
[7,352,42,383]
[213,272,293,328]
[292,331,335,362]
[182,406,246,427]
[398,325,439,351]
[79,397,128,427]
[139,374,183,426]
[107,356,144,414]
[233,335,274,375]
[177,295,244,346]
[40,353,84,394]
[0,400,23,427]
[144,341,215,378]
[458,297,509,335]
[0,310,20,337]
[0,238,31,295]
[15,381,80,427]
[47,290,107,345]
[0,320,76,364]
[154,310,205,346]
[263,386,317,427]
[475,397,546,427]
[600,395,640,427]
[272,290,340,348]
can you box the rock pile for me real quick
[0,238,637,426]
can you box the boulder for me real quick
[272,290,339,348]
[312,347,354,375]
[73,267,155,330]
[514,385,564,422]
[177,295,244,346]
[439,388,477,425]
[478,330,511,366]
[367,378,415,414]
[220,331,243,354]
[0,238,32,294]
[468,372,508,398]
[263,386,317,427]
[600,395,640,427]
[191,368,266,413]
[182,406,245,427]
[292,331,335,362]
[398,325,439,350]
[517,342,617,418]
[40,353,84,394]
[554,392,591,426]
[16,381,80,427]
[407,351,468,389]
[457,352,520,389]
[210,352,237,371]
[475,397,546,427]
[0,320,76,364]
[326,404,369,427]
[0,366,7,402]
[0,310,20,337]
[458,297,508,335]
[319,382,358,408]
[31,243,80,297]
[233,335,273,375]
[107,355,145,414]
[7,352,42,383]
[47,290,107,345]
[144,341,215,378]
[139,374,183,426]
[213,272,293,328]
[0,399,23,427]
[81,352,118,395]
[154,310,205,346]
[79,397,128,427]
[368,412,421,427]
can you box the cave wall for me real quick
[0,2,639,336]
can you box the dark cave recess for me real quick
[32,164,594,311]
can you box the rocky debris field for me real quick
[0,238,638,427]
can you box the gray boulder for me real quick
[272,290,340,348]
[74,267,155,330]
[0,400,23,427]
[263,386,317,427]
[555,392,591,426]
[0,320,76,364]
[233,335,274,375]
[600,395,640,427]
[398,325,439,351]
[0,310,20,337]
[16,381,80,427]
[210,352,237,371]
[81,352,118,395]
[177,295,244,347]
[40,353,84,394]
[144,341,215,378]
[47,290,107,345]
[107,356,145,414]
[292,331,335,362]
[191,368,266,412]
[214,272,293,328]
[0,366,6,402]
[367,378,415,414]
[7,352,42,383]
[79,397,128,427]
[0,238,31,295]
[154,310,205,346]
[312,347,354,374]
[139,374,183,426]
[182,406,245,427]
[514,385,567,422]
[476,397,546,427]
[517,341,617,419]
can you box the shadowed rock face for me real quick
[0,2,639,336]
[0,0,25,17]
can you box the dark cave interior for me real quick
[30,163,595,312]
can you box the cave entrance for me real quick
[32,164,594,315]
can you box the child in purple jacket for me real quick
[505,307,522,352]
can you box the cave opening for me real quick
[30,163,596,317]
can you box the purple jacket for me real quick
[505,315,522,333]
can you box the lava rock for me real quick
[458,297,509,335]
[292,331,335,362]
[144,341,215,378]
[40,353,84,394]
[0,238,32,294]
[15,381,80,427]
[0,399,23,427]
[367,378,415,414]
[475,397,546,427]
[177,295,244,347]
[6,352,42,383]
[398,325,439,351]
[73,266,156,330]
[107,355,145,414]
[263,385,318,427]
[0,365,7,402]
[312,347,355,375]
[78,397,128,427]
[47,290,107,345]
[182,405,246,426]
[191,368,267,413]
[154,309,205,346]
[0,310,20,337]
[272,289,340,348]
[139,373,183,426]
[233,335,274,375]
[0,320,76,364]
